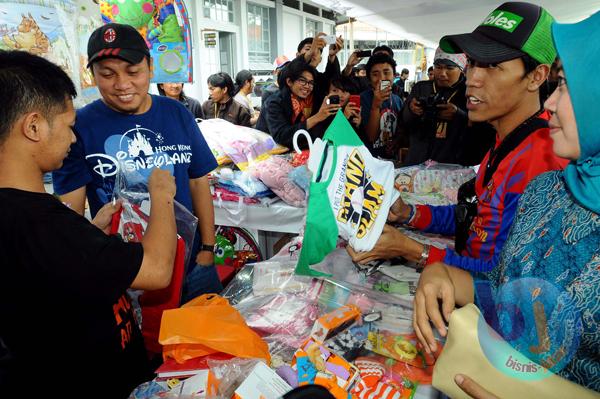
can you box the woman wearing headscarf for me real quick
[413,12,600,397]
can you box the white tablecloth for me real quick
[213,199,305,234]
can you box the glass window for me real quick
[247,3,271,65]
[203,0,234,23]
[306,19,319,38]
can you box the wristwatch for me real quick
[199,244,215,253]
[417,244,431,268]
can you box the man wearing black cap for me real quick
[349,2,567,278]
[53,23,222,304]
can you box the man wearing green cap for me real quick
[349,2,568,276]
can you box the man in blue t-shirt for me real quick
[53,23,220,302]
[360,53,403,160]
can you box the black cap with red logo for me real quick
[87,23,150,68]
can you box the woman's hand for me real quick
[344,103,361,126]
[455,374,500,399]
[91,200,122,235]
[413,262,456,353]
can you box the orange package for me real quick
[159,294,270,364]
[310,304,361,343]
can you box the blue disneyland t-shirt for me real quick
[53,95,217,217]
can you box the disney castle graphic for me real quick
[127,130,155,158]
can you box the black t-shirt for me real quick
[0,189,151,398]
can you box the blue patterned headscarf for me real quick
[552,12,600,214]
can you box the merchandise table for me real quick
[213,198,305,234]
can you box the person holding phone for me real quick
[359,53,403,160]
[342,49,371,94]
[312,76,362,138]
[256,61,340,149]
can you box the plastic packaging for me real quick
[220,264,255,305]
[113,165,198,268]
[160,294,271,364]
[394,161,475,204]
[206,358,263,399]
[213,167,273,198]
[198,119,277,170]
[288,165,311,193]
[235,293,321,347]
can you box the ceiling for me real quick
[315,0,600,47]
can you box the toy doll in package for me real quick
[291,338,360,398]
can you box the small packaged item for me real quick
[233,361,292,399]
[365,328,439,369]
[291,338,360,393]
[310,305,362,343]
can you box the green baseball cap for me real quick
[440,2,557,65]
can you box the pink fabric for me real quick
[249,157,306,207]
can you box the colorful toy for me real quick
[310,305,362,343]
[99,0,192,82]
[291,338,360,398]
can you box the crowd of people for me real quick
[0,1,599,398]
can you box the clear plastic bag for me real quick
[198,119,276,170]
[206,358,263,399]
[220,264,255,305]
[234,293,321,345]
[213,167,273,198]
[394,161,475,204]
[113,165,198,268]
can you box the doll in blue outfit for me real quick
[412,11,600,398]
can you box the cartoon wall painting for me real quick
[99,0,192,83]
[0,1,78,78]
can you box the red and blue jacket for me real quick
[410,111,569,272]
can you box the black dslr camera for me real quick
[417,92,446,120]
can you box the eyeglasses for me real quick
[557,76,567,87]
[296,77,315,88]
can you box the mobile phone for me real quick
[323,35,337,45]
[380,80,391,91]
[356,50,372,58]
[349,94,361,107]
[327,95,340,105]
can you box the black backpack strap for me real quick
[483,115,547,186]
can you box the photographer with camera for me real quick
[402,47,469,165]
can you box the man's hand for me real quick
[436,103,458,121]
[373,84,392,109]
[346,224,408,264]
[149,168,176,200]
[91,200,122,234]
[196,250,214,265]
[329,36,344,59]
[409,98,424,116]
[388,196,412,223]
[454,375,500,399]
[343,50,363,76]
[317,95,342,120]
[413,262,456,354]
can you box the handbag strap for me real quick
[483,110,547,186]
